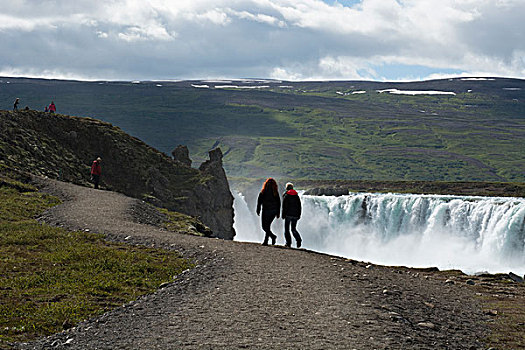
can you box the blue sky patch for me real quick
[322,0,362,8]
[371,64,464,81]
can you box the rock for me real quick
[196,148,235,239]
[418,267,440,272]
[303,187,349,196]
[171,145,192,167]
[417,322,436,329]
[423,302,435,308]
[485,310,498,316]
[508,272,524,283]
[147,167,171,203]
[445,279,455,285]
[466,279,476,285]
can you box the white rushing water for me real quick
[233,192,525,275]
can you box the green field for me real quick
[2,77,524,181]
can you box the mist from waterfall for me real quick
[233,192,525,275]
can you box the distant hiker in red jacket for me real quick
[48,101,56,113]
[90,157,102,189]
[256,178,280,246]
[282,182,302,248]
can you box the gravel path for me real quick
[18,178,488,349]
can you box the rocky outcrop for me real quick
[171,145,192,167]
[304,187,350,196]
[0,110,235,239]
[196,148,235,239]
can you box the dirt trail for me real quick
[19,179,487,349]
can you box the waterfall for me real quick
[233,191,525,275]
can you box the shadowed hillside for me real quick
[0,109,235,239]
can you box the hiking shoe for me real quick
[271,235,276,245]
[297,240,302,248]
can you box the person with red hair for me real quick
[256,178,281,246]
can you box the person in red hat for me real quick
[282,182,302,248]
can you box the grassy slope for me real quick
[1,77,524,182]
[0,178,193,346]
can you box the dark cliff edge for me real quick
[298,179,525,198]
[0,109,235,239]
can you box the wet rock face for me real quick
[171,145,192,167]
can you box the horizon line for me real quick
[2,75,524,84]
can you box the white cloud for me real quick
[270,67,304,81]
[0,0,524,80]
[117,25,174,42]
[0,13,54,31]
[229,10,286,27]
[185,8,232,25]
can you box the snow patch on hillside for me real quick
[377,89,456,96]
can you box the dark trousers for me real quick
[92,174,100,189]
[284,216,302,247]
[261,212,277,244]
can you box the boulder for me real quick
[508,272,524,283]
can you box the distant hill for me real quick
[0,109,235,239]
[1,77,524,181]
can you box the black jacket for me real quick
[282,189,301,218]
[257,190,281,216]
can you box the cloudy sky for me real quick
[1,0,524,81]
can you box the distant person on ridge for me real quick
[44,106,49,112]
[13,98,19,111]
[90,157,102,189]
[282,182,302,248]
[48,101,56,113]
[256,178,280,246]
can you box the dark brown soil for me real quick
[16,178,491,349]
